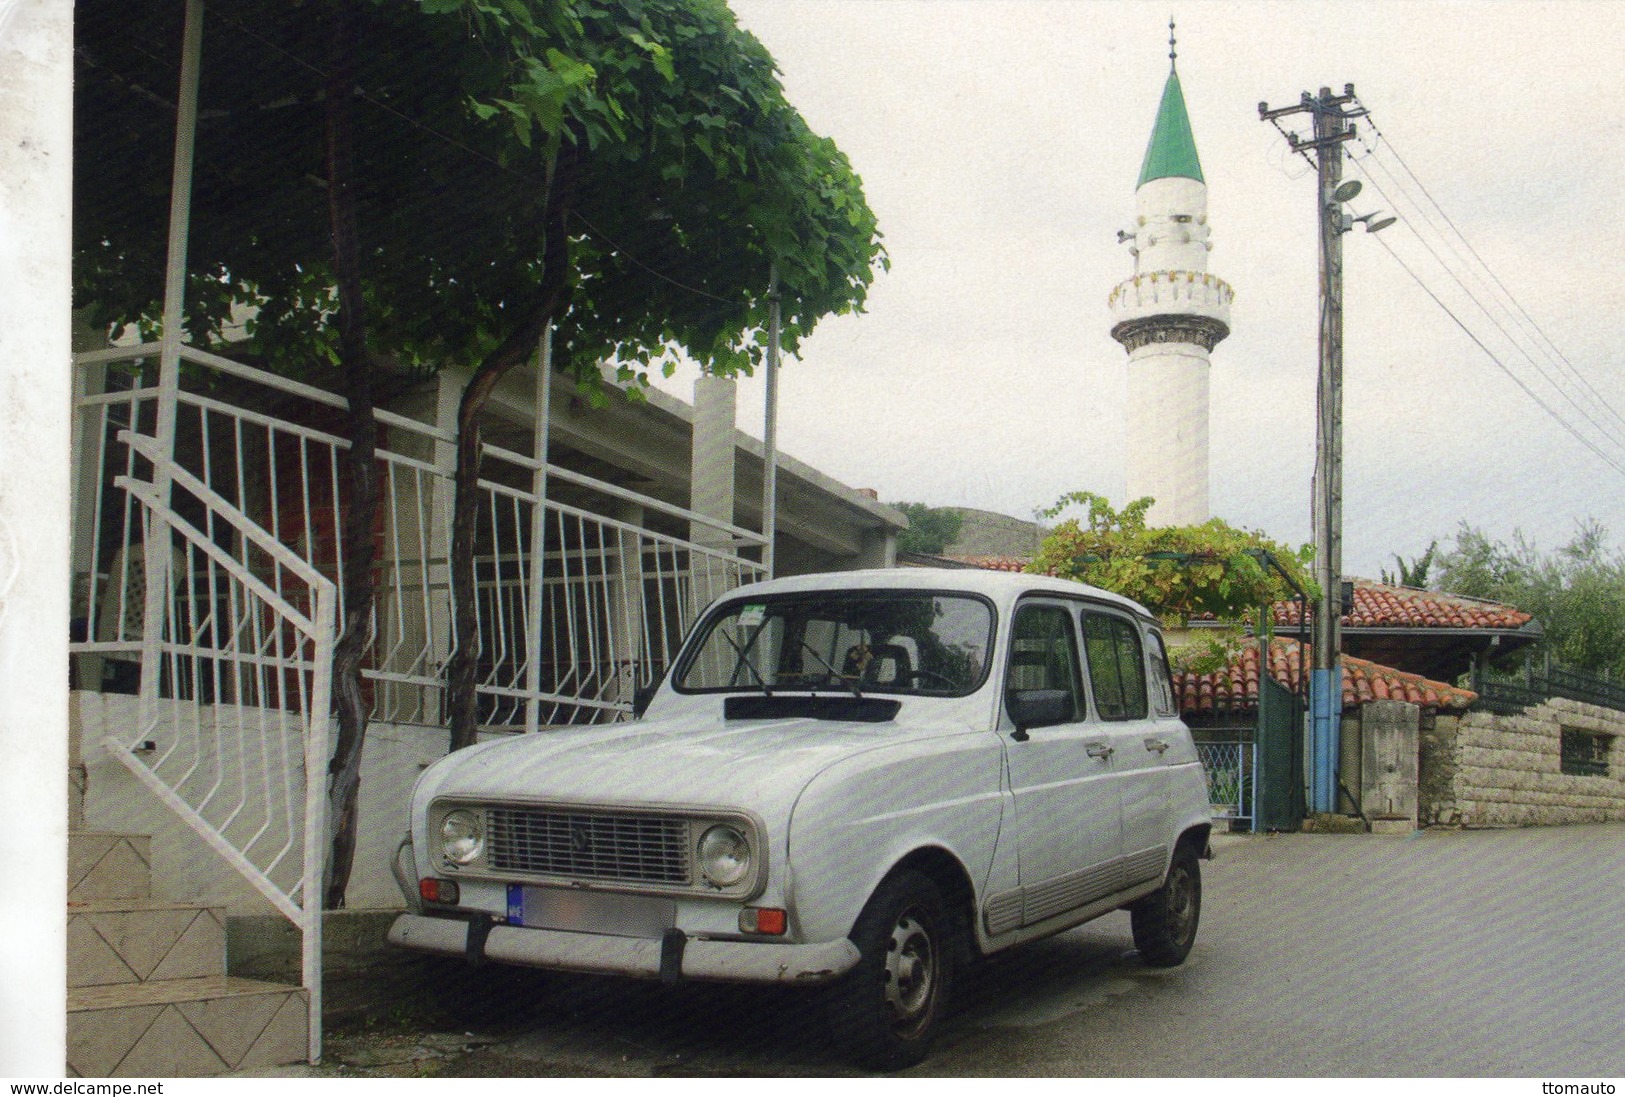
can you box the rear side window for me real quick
[1006,603,1085,721]
[1082,612,1148,720]
[1144,629,1178,717]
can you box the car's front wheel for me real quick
[1129,840,1202,967]
[828,869,955,1070]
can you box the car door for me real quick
[1000,599,1124,928]
[1079,608,1168,889]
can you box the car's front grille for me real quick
[485,807,691,885]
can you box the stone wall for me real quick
[1419,711,1459,823]
[1420,697,1625,827]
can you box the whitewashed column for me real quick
[0,0,73,1074]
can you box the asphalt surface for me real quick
[271,823,1625,1077]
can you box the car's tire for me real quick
[828,869,956,1071]
[1130,840,1202,967]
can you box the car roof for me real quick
[718,568,1157,622]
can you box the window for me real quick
[676,591,993,697]
[1005,603,1084,721]
[1560,729,1612,777]
[1082,612,1148,721]
[1144,630,1178,717]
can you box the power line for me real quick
[1371,231,1625,478]
[1351,109,1625,440]
[1349,140,1625,456]
[1362,116,1625,432]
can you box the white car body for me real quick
[390,569,1213,1063]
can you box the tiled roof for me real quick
[943,554,1030,573]
[1174,639,1478,715]
[943,555,1533,632]
[1272,582,1533,631]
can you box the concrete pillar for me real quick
[0,0,73,1073]
[688,372,737,623]
[855,526,896,570]
[689,371,737,550]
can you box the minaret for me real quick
[1109,25,1232,528]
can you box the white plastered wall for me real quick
[1125,341,1210,527]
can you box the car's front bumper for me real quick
[388,912,860,985]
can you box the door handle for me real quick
[1144,738,1170,755]
[1086,742,1114,760]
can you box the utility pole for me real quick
[1259,85,1367,816]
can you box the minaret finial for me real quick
[1168,17,1177,67]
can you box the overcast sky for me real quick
[645,0,1625,580]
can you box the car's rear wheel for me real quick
[828,869,955,1070]
[1130,840,1201,967]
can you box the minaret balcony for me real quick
[1108,270,1233,326]
[1109,271,1232,353]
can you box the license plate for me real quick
[506,884,676,939]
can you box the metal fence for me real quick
[1196,739,1255,827]
[71,344,767,731]
[1470,658,1625,716]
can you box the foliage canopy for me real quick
[1028,492,1315,634]
[1434,520,1625,678]
[73,0,885,388]
[891,503,964,556]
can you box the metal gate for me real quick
[1196,735,1255,826]
[1256,675,1306,831]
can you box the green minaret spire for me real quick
[1136,23,1204,187]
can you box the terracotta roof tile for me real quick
[944,554,1031,573]
[946,556,1532,632]
[1173,638,1477,715]
[1272,581,1532,631]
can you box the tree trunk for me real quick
[322,0,377,909]
[446,144,577,752]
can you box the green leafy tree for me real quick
[73,0,883,904]
[1028,492,1313,667]
[891,503,964,555]
[1435,521,1625,678]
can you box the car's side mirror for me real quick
[1006,688,1073,740]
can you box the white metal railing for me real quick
[110,430,334,1062]
[70,345,765,732]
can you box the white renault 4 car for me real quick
[390,569,1212,1068]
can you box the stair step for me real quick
[68,976,307,1077]
[68,900,225,988]
[69,832,151,901]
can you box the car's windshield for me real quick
[675,591,994,698]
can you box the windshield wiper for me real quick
[798,641,863,700]
[717,625,772,694]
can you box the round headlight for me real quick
[697,824,751,888]
[439,809,484,867]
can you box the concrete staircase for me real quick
[66,832,309,1076]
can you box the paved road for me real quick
[297,823,1625,1077]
